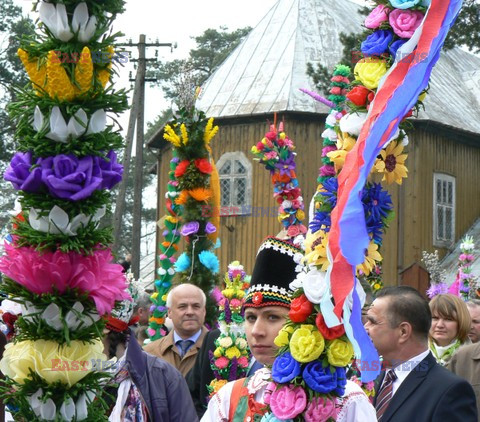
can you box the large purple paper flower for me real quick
[98,150,123,189]
[181,221,200,236]
[4,152,43,192]
[40,154,103,201]
[275,156,296,176]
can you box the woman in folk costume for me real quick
[201,236,375,421]
[102,282,197,421]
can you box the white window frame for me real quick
[433,173,455,247]
[217,152,252,216]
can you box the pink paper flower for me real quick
[237,356,249,368]
[215,356,230,369]
[147,328,156,337]
[304,396,337,422]
[263,382,277,405]
[389,9,424,39]
[0,243,129,315]
[365,4,390,29]
[270,384,307,419]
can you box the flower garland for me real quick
[147,155,183,342]
[207,261,251,397]
[163,106,221,324]
[260,0,450,418]
[0,0,129,419]
[251,118,307,242]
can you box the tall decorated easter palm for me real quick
[0,0,130,419]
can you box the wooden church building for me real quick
[148,0,480,290]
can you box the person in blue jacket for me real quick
[102,283,198,421]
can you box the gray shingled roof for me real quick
[196,0,480,136]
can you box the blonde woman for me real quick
[429,294,471,366]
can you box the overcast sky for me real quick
[14,0,279,125]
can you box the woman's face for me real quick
[244,306,289,365]
[430,313,459,347]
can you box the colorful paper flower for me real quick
[270,385,307,420]
[374,141,408,184]
[389,0,421,9]
[198,250,219,273]
[0,339,105,386]
[364,4,391,29]
[327,338,354,367]
[181,221,200,236]
[271,352,301,383]
[288,294,314,323]
[354,58,388,90]
[303,362,346,395]
[289,324,325,363]
[389,9,424,39]
[303,396,337,422]
[0,243,129,315]
[315,312,346,340]
[361,30,394,56]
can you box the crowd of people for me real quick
[1,243,479,421]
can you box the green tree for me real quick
[148,26,251,103]
[0,1,35,229]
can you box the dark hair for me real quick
[106,330,128,359]
[376,286,431,339]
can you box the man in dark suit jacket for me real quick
[186,328,219,418]
[364,286,477,422]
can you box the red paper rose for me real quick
[252,292,263,305]
[346,86,370,107]
[195,158,213,174]
[315,312,345,340]
[174,160,190,178]
[289,294,314,323]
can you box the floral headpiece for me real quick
[244,237,303,308]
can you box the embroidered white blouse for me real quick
[201,367,376,422]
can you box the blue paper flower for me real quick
[362,183,393,225]
[389,39,407,60]
[272,352,301,383]
[303,361,339,394]
[361,30,394,56]
[309,211,331,233]
[261,413,292,422]
[390,0,421,9]
[174,252,191,272]
[198,250,220,273]
[334,366,347,396]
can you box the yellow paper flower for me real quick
[327,338,354,367]
[354,57,388,90]
[96,46,114,88]
[0,339,106,387]
[225,347,241,359]
[18,48,47,93]
[296,209,305,220]
[46,50,76,101]
[180,123,189,144]
[274,325,294,347]
[218,336,233,348]
[74,46,94,96]
[356,241,383,276]
[304,230,330,271]
[289,324,325,363]
[204,117,219,144]
[164,124,181,147]
[209,378,228,394]
[374,141,408,185]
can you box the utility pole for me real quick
[113,35,175,279]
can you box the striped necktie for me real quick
[177,339,194,357]
[376,369,397,421]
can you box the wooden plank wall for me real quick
[153,115,480,287]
